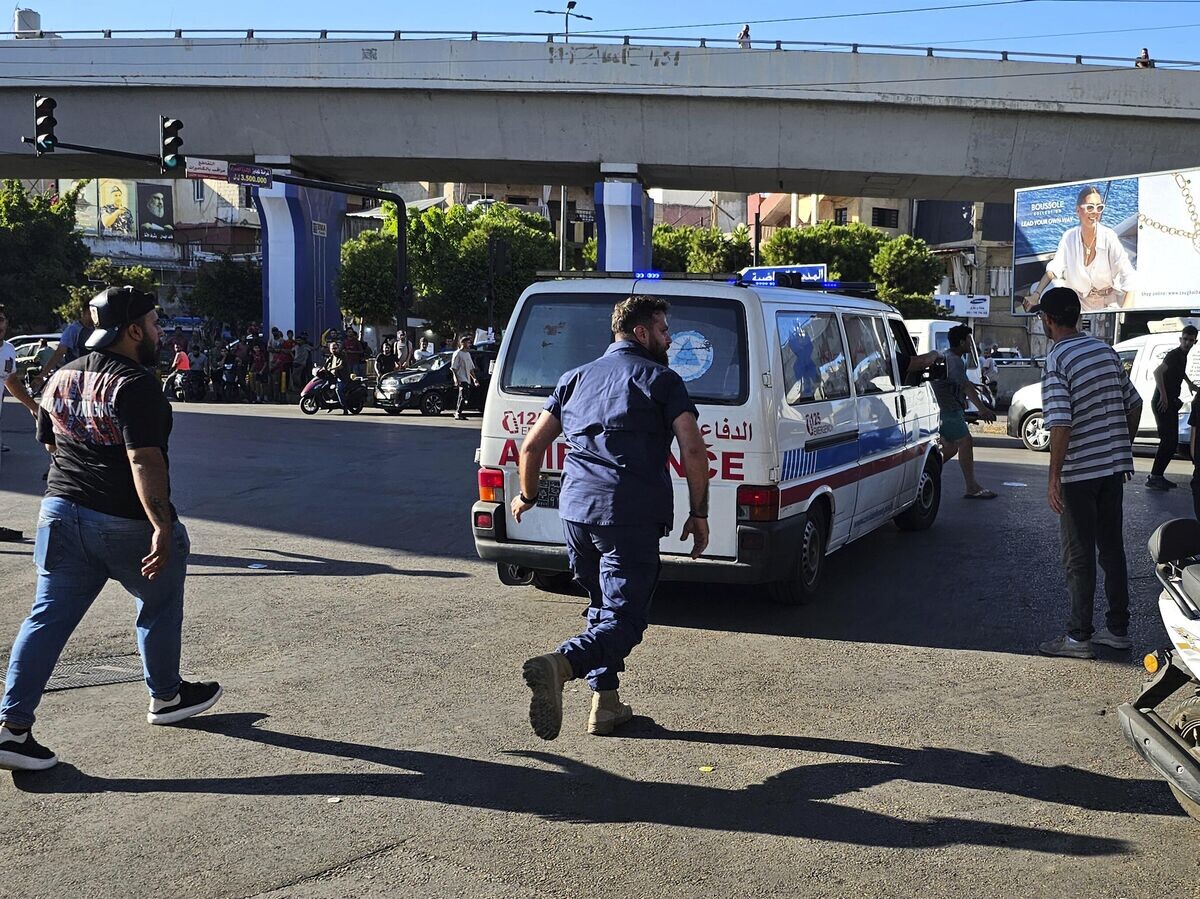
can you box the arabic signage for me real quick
[227,163,273,189]
[1013,166,1200,314]
[184,157,228,180]
[741,264,829,287]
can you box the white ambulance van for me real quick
[471,277,943,603]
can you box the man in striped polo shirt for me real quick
[1032,287,1142,659]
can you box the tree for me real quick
[885,294,949,320]
[725,224,753,272]
[392,202,557,336]
[687,228,730,274]
[0,179,91,330]
[58,257,158,323]
[761,221,887,281]
[652,225,694,272]
[338,229,399,325]
[872,235,943,298]
[186,255,262,334]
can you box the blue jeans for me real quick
[558,521,662,692]
[333,378,349,409]
[0,497,190,728]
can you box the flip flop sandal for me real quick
[963,490,998,500]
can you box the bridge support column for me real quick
[595,173,653,272]
[254,169,346,340]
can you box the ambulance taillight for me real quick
[736,485,778,522]
[478,468,505,503]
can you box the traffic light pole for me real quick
[18,136,412,318]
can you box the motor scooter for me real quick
[299,372,366,415]
[1118,517,1200,820]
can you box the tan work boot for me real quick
[588,690,633,736]
[522,652,575,740]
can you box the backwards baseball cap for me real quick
[85,286,158,349]
[1028,285,1081,320]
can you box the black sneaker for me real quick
[0,527,22,542]
[0,727,58,771]
[147,680,223,725]
[1146,475,1172,491]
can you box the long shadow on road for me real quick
[14,711,1141,855]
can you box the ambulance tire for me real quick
[531,571,578,595]
[768,503,827,606]
[894,454,941,532]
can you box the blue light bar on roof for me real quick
[633,270,662,280]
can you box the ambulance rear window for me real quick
[501,294,748,405]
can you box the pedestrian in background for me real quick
[292,333,314,389]
[1147,325,1198,490]
[450,336,479,420]
[375,340,399,377]
[248,344,268,404]
[737,24,751,48]
[0,287,221,772]
[1033,287,1141,659]
[343,329,365,377]
[933,325,997,500]
[414,338,434,362]
[1135,47,1155,68]
[395,332,413,369]
[513,296,710,740]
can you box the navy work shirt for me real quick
[544,340,698,527]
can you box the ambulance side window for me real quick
[776,311,851,405]
[844,314,897,395]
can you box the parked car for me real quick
[13,338,58,382]
[374,348,498,415]
[8,332,61,350]
[1007,332,1191,453]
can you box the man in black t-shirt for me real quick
[1149,326,1199,490]
[0,287,222,772]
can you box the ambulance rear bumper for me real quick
[471,501,805,584]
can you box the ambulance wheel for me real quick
[769,504,827,606]
[497,563,535,587]
[531,571,577,595]
[895,455,941,532]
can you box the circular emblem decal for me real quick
[668,330,714,383]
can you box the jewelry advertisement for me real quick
[1012,166,1200,315]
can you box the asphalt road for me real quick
[0,397,1198,899]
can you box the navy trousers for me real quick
[558,521,662,692]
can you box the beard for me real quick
[650,341,670,365]
[136,331,159,366]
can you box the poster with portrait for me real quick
[96,178,137,238]
[59,179,98,235]
[1013,166,1200,314]
[136,182,174,241]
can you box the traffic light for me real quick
[159,116,184,173]
[34,95,57,155]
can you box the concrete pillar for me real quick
[254,166,346,340]
[595,176,653,272]
[790,193,799,228]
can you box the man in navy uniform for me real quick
[512,295,711,739]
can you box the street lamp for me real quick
[534,0,592,44]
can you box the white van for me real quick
[471,277,943,603]
[906,319,994,415]
[1008,331,1194,453]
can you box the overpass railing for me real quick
[3,29,1199,69]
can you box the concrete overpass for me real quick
[1,35,1198,200]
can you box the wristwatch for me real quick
[519,493,538,506]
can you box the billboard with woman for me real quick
[1014,167,1200,313]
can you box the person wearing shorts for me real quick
[932,325,998,500]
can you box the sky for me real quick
[11,0,1200,64]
